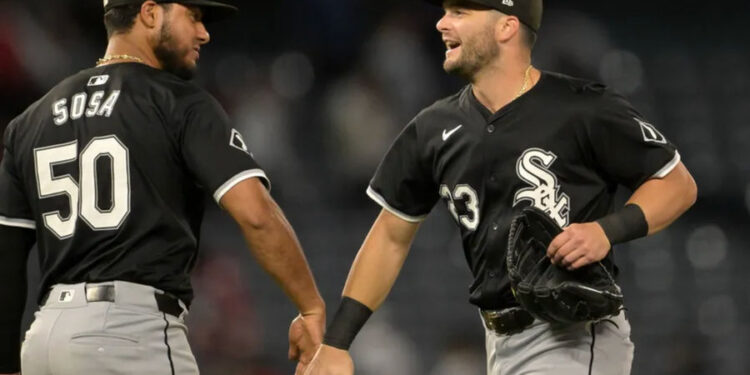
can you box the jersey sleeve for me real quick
[179,93,270,205]
[586,91,680,190]
[0,121,35,229]
[367,119,439,222]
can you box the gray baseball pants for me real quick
[484,310,634,374]
[21,281,198,375]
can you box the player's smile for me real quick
[444,39,461,57]
[436,4,501,78]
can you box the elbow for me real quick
[682,173,698,211]
[238,214,272,232]
[670,162,698,212]
[221,178,282,232]
[234,198,277,231]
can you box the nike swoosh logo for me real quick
[442,125,463,141]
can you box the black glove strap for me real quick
[322,297,373,350]
[596,204,649,245]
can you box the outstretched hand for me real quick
[289,311,326,374]
[303,344,354,375]
[547,222,611,270]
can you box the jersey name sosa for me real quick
[52,89,121,126]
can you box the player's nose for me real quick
[436,13,450,33]
[197,22,210,44]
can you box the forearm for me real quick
[553,163,697,269]
[239,201,324,315]
[0,225,34,373]
[222,179,324,314]
[626,162,697,234]
[342,234,410,311]
[342,210,418,310]
[322,210,418,350]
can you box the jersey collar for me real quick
[463,70,548,124]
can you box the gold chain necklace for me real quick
[96,54,144,66]
[515,65,533,100]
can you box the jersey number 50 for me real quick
[34,135,130,239]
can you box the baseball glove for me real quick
[506,206,624,325]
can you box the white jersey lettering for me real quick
[513,148,570,227]
[50,90,121,126]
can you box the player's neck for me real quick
[470,58,538,113]
[101,35,161,69]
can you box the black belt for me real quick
[481,307,535,335]
[43,285,184,318]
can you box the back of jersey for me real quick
[0,63,268,304]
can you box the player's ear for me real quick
[495,15,520,44]
[139,0,162,29]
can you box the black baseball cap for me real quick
[103,0,238,23]
[425,0,543,32]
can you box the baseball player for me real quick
[0,1,325,374]
[303,0,697,374]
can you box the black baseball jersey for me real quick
[0,63,269,306]
[368,71,679,310]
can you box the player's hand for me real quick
[547,222,611,270]
[303,344,354,375]
[289,310,326,374]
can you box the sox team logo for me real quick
[513,148,570,227]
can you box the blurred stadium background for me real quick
[2,0,749,374]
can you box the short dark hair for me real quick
[103,3,172,38]
[103,5,142,38]
[520,23,538,50]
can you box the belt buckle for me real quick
[86,285,116,302]
[482,307,534,335]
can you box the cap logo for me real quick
[502,0,514,6]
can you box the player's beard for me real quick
[443,26,499,81]
[153,21,197,80]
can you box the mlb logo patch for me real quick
[88,75,110,87]
[58,290,75,303]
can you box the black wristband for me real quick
[322,297,373,350]
[596,204,649,245]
